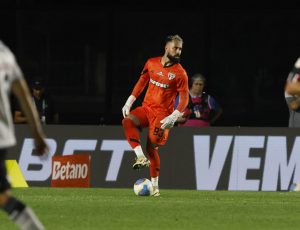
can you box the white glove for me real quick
[122,95,136,118]
[160,110,183,129]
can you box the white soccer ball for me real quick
[133,178,154,196]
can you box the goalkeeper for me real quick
[121,35,189,196]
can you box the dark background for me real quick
[1,1,299,127]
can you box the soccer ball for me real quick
[289,182,300,191]
[133,178,154,196]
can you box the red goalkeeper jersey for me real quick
[131,57,189,116]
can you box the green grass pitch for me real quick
[1,188,300,229]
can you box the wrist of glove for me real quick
[122,95,136,118]
[160,110,183,129]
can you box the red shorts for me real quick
[130,106,169,146]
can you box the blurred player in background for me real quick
[0,41,48,230]
[121,35,189,196]
[285,57,300,127]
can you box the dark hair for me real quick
[189,73,206,88]
[165,34,183,45]
[31,79,44,90]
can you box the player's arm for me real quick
[286,96,300,111]
[285,81,300,111]
[174,94,191,124]
[14,110,27,123]
[175,88,189,113]
[285,57,300,96]
[285,82,300,99]
[160,72,189,129]
[284,57,300,110]
[11,74,48,155]
[122,61,150,117]
[174,71,189,114]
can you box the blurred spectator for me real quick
[14,79,59,124]
[175,73,222,126]
[285,57,300,127]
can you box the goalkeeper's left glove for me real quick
[122,95,136,118]
[160,110,183,129]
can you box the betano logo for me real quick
[19,139,132,182]
[52,161,88,180]
[150,78,169,88]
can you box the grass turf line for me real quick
[0,188,300,230]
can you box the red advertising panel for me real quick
[51,154,90,188]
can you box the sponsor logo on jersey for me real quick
[150,78,169,88]
[168,72,176,80]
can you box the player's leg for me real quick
[146,140,161,197]
[0,149,45,230]
[147,117,170,197]
[122,106,150,169]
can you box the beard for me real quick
[167,53,181,64]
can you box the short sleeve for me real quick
[0,42,23,84]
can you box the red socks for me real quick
[147,142,160,177]
[122,118,141,149]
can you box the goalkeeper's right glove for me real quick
[122,95,136,118]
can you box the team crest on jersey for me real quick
[168,72,176,80]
